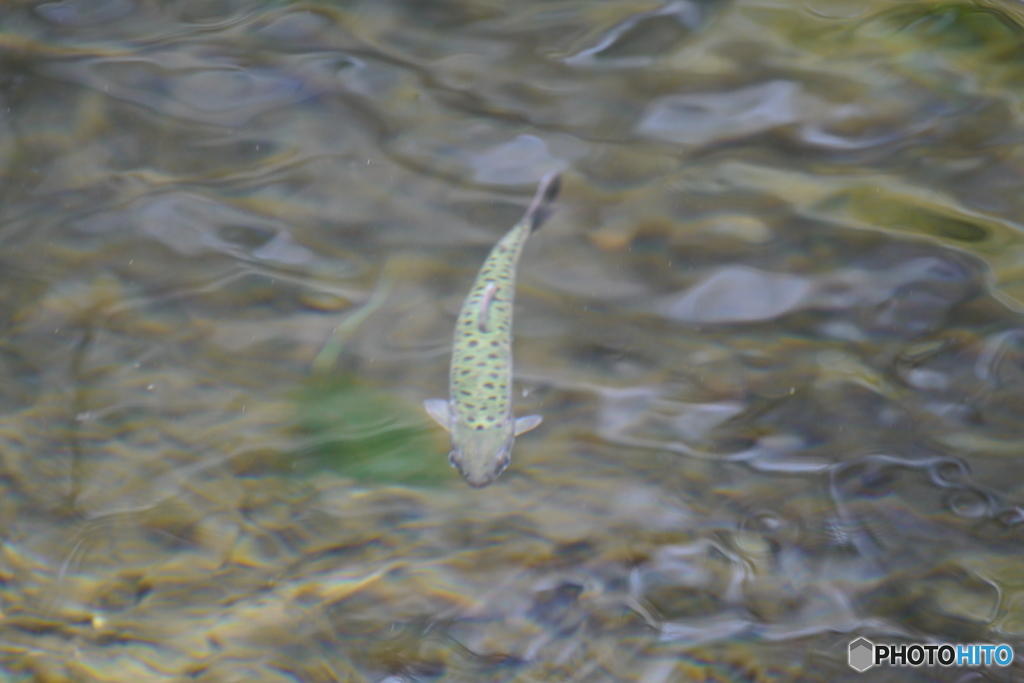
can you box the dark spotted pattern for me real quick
[438,172,560,487]
[449,218,530,430]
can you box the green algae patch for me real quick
[293,376,451,486]
[826,186,991,244]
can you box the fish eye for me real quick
[495,450,511,474]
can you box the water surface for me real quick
[2,0,1024,681]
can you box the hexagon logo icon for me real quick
[849,637,874,672]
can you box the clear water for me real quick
[2,0,1024,681]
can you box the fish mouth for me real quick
[458,470,498,488]
[453,460,502,487]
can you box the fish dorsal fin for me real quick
[477,282,498,333]
[514,414,543,435]
[424,399,451,430]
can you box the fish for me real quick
[424,172,562,487]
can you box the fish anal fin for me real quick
[514,414,543,435]
[424,399,452,431]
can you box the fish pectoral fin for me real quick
[423,399,452,431]
[514,414,543,436]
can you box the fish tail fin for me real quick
[525,171,562,232]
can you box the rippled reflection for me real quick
[2,0,1024,681]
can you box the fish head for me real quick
[449,420,515,487]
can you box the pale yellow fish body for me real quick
[425,173,561,486]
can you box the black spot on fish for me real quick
[468,340,478,347]
[487,353,498,360]
[483,382,494,389]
